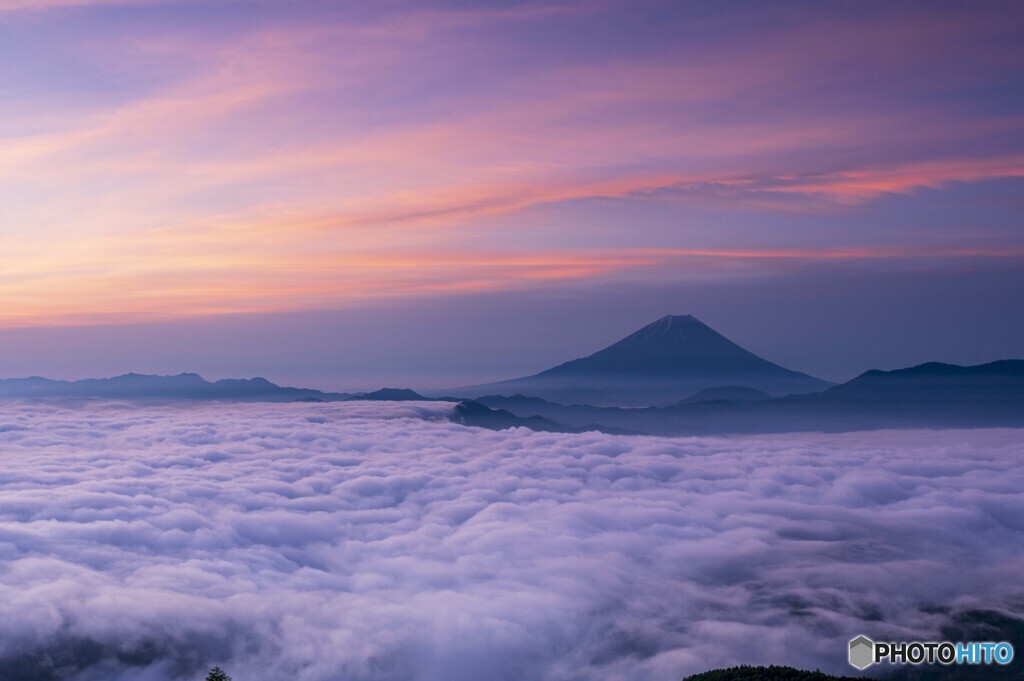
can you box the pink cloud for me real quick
[2,238,1019,328]
[1,1,1021,327]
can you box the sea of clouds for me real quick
[0,400,1021,681]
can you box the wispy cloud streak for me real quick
[1,1,1022,325]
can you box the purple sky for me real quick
[1,0,1022,389]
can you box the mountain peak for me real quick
[637,315,705,340]
[550,314,817,383]
[650,314,698,325]
[456,315,832,406]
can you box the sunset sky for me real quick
[1,0,1022,389]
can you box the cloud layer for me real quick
[0,401,1021,680]
[2,2,1023,326]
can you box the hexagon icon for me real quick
[849,635,875,670]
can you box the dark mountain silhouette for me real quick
[0,373,347,402]
[450,400,632,435]
[2,359,1020,436]
[347,388,429,401]
[451,315,831,406]
[338,387,630,434]
[0,373,603,434]
[478,360,1024,435]
[681,666,861,681]
[452,401,571,432]
[820,360,1024,403]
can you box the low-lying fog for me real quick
[0,401,1020,680]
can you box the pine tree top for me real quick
[205,666,232,681]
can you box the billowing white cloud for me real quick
[0,401,1020,680]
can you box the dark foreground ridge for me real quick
[682,667,862,681]
[449,315,833,406]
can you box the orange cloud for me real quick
[2,2,1023,331]
[2,241,1020,329]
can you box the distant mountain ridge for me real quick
[0,374,620,435]
[823,360,1024,401]
[478,359,1024,435]
[452,315,832,406]
[0,373,342,402]
[2,333,1020,435]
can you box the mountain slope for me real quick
[478,360,1024,435]
[680,385,773,404]
[454,315,831,406]
[821,360,1024,402]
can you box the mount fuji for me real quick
[452,315,832,406]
